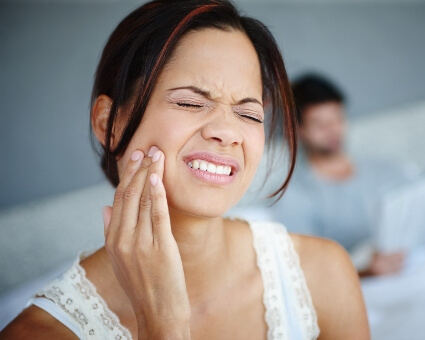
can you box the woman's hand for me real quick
[102,146,191,340]
[363,251,405,276]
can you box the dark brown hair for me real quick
[90,0,297,200]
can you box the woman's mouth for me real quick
[187,160,232,176]
[183,152,239,184]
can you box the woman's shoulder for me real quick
[247,222,355,301]
[1,252,91,339]
[290,233,370,339]
[1,305,78,339]
[1,248,133,340]
[290,233,351,273]
[1,251,99,339]
[290,232,357,298]
[290,233,356,297]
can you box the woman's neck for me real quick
[169,210,231,303]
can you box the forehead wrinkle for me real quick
[166,83,263,108]
[196,78,262,107]
[155,30,263,106]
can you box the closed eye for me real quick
[177,102,203,108]
[237,112,263,124]
[242,115,263,123]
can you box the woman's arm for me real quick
[294,235,370,339]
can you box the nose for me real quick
[201,107,243,147]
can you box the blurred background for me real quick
[1,0,425,337]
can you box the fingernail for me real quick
[152,150,161,163]
[150,173,158,186]
[148,146,159,157]
[131,150,143,161]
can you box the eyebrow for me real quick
[167,86,263,107]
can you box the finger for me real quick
[137,147,165,241]
[393,254,405,270]
[106,150,144,241]
[384,254,403,273]
[396,251,406,262]
[103,205,112,236]
[389,262,402,274]
[387,253,404,267]
[147,145,159,157]
[117,155,153,242]
[150,172,172,245]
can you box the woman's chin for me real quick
[168,199,238,221]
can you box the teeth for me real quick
[199,161,208,171]
[207,163,216,173]
[187,159,232,176]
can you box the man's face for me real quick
[299,101,346,156]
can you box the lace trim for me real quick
[251,221,289,340]
[38,251,132,340]
[250,221,320,340]
[36,220,319,340]
[275,224,320,339]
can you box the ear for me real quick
[91,95,114,147]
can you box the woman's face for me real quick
[117,28,265,218]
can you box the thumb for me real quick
[102,205,112,236]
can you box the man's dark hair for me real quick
[291,74,345,125]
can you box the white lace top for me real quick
[29,221,320,339]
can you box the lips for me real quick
[183,151,240,176]
[182,152,240,185]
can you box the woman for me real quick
[1,0,369,339]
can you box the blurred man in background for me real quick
[272,74,409,276]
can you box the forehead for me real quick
[155,28,263,101]
[303,102,345,122]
